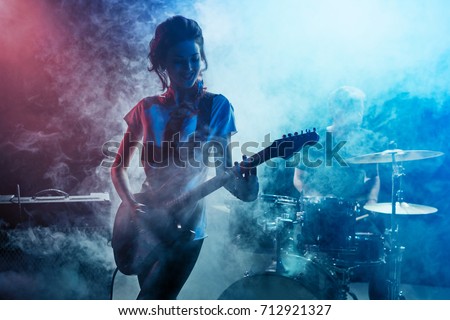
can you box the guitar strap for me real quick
[195,92,216,139]
[163,92,215,143]
[158,92,215,165]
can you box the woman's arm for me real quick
[214,134,259,202]
[111,128,144,209]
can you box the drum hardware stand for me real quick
[274,218,295,273]
[243,217,293,276]
[313,262,357,300]
[384,151,406,300]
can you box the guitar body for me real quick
[112,193,195,275]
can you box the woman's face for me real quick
[165,40,202,90]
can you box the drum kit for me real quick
[220,149,444,300]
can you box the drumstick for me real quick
[356,213,369,221]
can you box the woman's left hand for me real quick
[228,155,259,202]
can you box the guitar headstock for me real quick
[244,129,320,168]
[272,129,319,160]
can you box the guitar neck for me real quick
[165,170,234,211]
[164,129,319,211]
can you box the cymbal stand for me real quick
[385,152,405,300]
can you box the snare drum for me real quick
[299,197,357,251]
[218,255,338,300]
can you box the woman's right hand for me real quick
[129,202,147,219]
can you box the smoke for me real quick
[196,0,450,136]
[0,227,114,299]
[0,0,449,299]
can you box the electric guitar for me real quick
[112,129,319,275]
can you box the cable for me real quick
[110,267,119,300]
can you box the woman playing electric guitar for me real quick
[110,15,259,300]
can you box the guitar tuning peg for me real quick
[294,132,298,135]
[282,134,287,138]
[313,128,316,132]
[288,133,292,137]
[301,130,304,134]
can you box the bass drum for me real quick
[218,255,338,300]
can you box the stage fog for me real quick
[1,0,449,299]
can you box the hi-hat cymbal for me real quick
[364,202,438,215]
[346,149,444,164]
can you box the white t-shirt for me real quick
[124,92,237,239]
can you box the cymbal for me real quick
[346,149,444,164]
[364,202,438,215]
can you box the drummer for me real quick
[293,86,387,209]
[293,86,389,299]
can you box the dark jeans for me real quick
[137,239,204,300]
